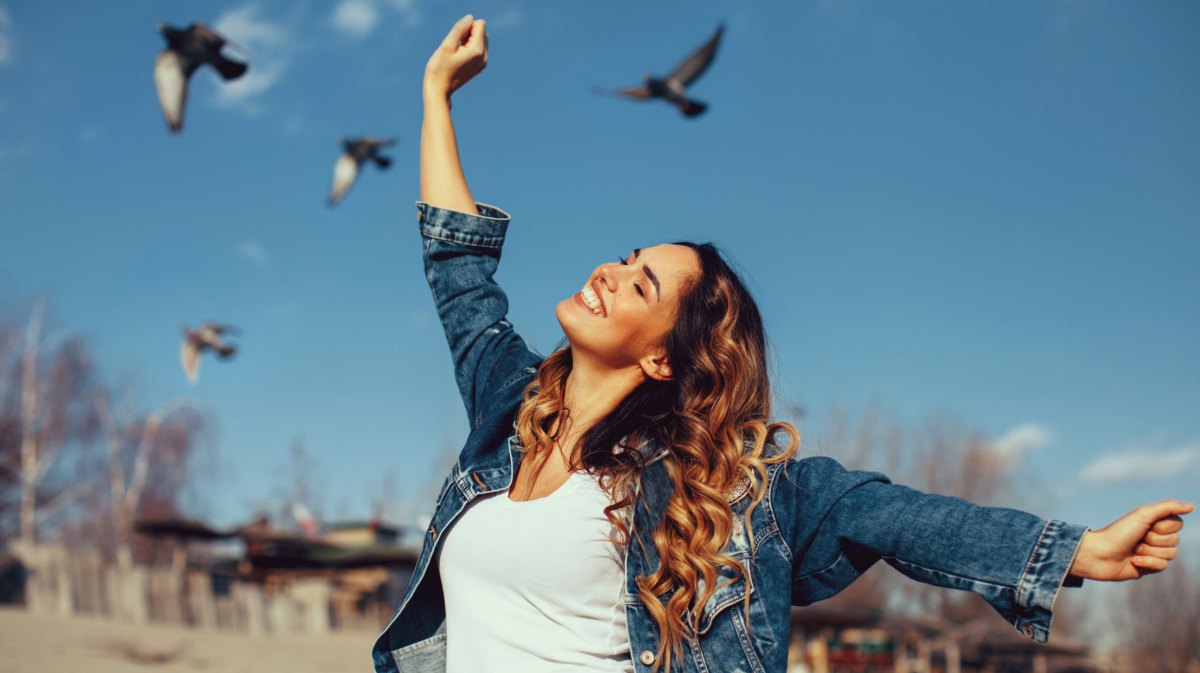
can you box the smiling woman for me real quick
[557,245,698,376]
[371,14,1195,673]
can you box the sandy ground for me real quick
[0,607,375,673]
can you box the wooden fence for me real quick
[10,542,334,635]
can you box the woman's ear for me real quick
[640,353,673,381]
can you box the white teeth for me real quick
[581,285,603,315]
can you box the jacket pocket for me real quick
[695,555,754,635]
[389,632,447,673]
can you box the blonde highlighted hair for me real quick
[515,242,799,672]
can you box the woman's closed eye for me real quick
[616,254,646,299]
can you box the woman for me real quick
[373,16,1193,673]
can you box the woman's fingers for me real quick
[465,19,487,53]
[1150,515,1185,535]
[1135,543,1178,560]
[1144,530,1181,547]
[1131,555,1170,573]
[426,15,489,98]
[1137,500,1194,525]
[442,14,475,48]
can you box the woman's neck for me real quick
[556,357,643,462]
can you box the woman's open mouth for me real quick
[577,282,607,317]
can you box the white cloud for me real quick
[387,0,421,28]
[332,0,379,38]
[488,7,525,32]
[1081,444,1200,484]
[212,3,294,109]
[0,5,13,65]
[236,241,269,266]
[990,423,1052,464]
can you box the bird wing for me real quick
[329,153,360,206]
[190,22,227,50]
[212,56,248,81]
[667,24,724,87]
[154,50,189,133]
[615,85,654,99]
[365,138,396,169]
[180,340,200,383]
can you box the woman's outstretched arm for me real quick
[415,16,541,427]
[421,14,486,214]
[776,456,1193,643]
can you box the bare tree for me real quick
[94,392,205,567]
[247,437,325,534]
[0,298,213,566]
[5,299,99,545]
[1108,559,1200,673]
[0,315,22,532]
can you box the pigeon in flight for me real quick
[154,22,249,133]
[180,322,238,383]
[329,137,396,206]
[605,24,724,118]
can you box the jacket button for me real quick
[1022,624,1035,637]
[639,650,655,666]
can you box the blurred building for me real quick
[133,514,419,631]
[787,604,1096,673]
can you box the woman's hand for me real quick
[1068,499,1194,581]
[424,14,488,101]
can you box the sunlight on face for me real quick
[556,243,700,372]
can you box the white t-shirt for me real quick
[436,470,634,673]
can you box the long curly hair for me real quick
[514,242,799,672]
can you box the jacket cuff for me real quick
[416,201,511,249]
[1013,519,1089,643]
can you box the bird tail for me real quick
[213,57,248,81]
[371,155,392,169]
[680,99,707,118]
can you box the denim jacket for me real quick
[371,203,1088,673]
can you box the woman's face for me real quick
[556,243,700,378]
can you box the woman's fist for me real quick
[425,15,488,100]
[1068,499,1194,581]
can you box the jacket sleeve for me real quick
[418,201,542,428]
[775,456,1087,644]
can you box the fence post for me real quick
[186,571,217,629]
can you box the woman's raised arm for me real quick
[415,16,541,428]
[421,15,487,214]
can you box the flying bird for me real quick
[329,137,396,206]
[154,22,249,133]
[601,23,724,118]
[180,322,238,383]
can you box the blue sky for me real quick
[1,0,1197,561]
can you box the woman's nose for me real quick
[598,265,617,292]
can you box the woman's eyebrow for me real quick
[632,249,661,302]
[644,266,661,302]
